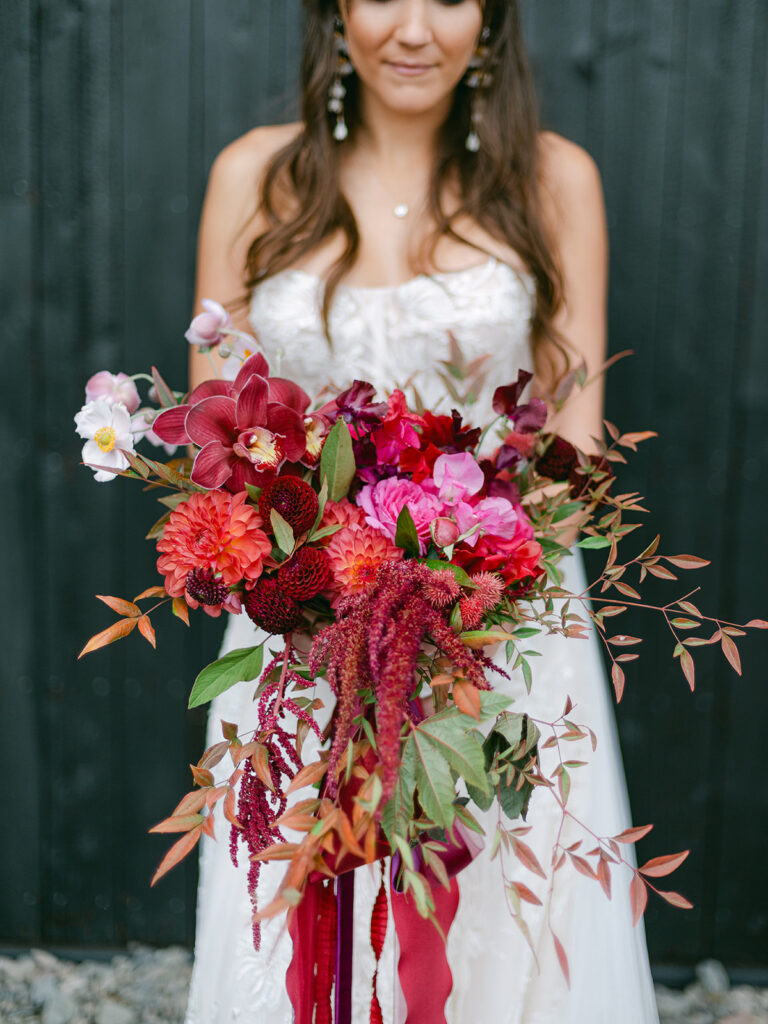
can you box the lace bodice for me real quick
[248,257,536,421]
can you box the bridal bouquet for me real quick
[75,303,762,1015]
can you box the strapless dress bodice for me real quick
[248,257,536,425]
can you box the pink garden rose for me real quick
[356,478,445,555]
[85,371,140,414]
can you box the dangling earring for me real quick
[465,26,492,153]
[328,16,354,142]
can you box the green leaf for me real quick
[577,535,613,550]
[492,712,525,754]
[552,501,584,523]
[478,691,514,719]
[151,366,178,409]
[402,729,456,828]
[466,778,495,812]
[320,420,356,502]
[498,778,529,820]
[245,483,262,504]
[416,717,488,790]
[188,645,264,709]
[418,558,473,587]
[395,506,420,558]
[270,509,295,555]
[306,523,344,543]
[307,479,328,538]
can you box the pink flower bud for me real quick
[185,299,232,348]
[85,371,140,414]
[433,517,460,548]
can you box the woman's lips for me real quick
[385,62,436,77]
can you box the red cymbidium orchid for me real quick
[153,354,311,491]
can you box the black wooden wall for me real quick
[1,0,766,972]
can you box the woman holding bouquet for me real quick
[184,1,659,1021]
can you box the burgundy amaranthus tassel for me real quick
[310,560,494,804]
[230,643,318,950]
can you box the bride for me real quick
[184,1,659,1021]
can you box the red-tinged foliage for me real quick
[597,857,612,900]
[171,790,207,817]
[149,813,203,834]
[721,634,742,675]
[611,663,625,703]
[747,619,768,629]
[452,679,482,719]
[657,890,694,910]
[286,758,329,794]
[569,853,597,880]
[614,824,654,844]
[190,765,214,788]
[665,554,710,570]
[680,650,696,691]
[511,838,547,879]
[78,617,138,659]
[510,881,542,906]
[137,615,156,647]
[172,597,190,625]
[639,850,689,878]
[197,741,229,771]
[133,586,167,601]
[151,824,203,886]
[96,594,141,617]
[630,874,648,925]
[552,932,570,988]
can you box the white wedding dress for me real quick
[185,258,660,1024]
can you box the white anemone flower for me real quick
[74,400,136,482]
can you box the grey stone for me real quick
[697,959,731,995]
[96,997,138,1024]
[42,989,78,1024]
[30,972,59,1007]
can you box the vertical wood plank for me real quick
[0,0,41,945]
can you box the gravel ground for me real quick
[0,947,766,1023]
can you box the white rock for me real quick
[697,960,731,995]
[96,997,138,1024]
[42,989,78,1024]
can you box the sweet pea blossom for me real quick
[432,452,485,504]
[454,496,522,547]
[85,371,140,414]
[185,299,232,349]
[75,400,136,482]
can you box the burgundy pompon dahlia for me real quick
[259,476,319,535]
[245,578,303,634]
[277,546,331,600]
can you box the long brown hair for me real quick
[244,0,566,381]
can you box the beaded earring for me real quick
[465,26,492,153]
[328,16,354,142]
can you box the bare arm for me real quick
[188,125,300,392]
[536,132,610,453]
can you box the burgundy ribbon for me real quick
[286,824,483,1023]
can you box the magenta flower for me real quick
[152,353,311,491]
[185,299,232,349]
[432,452,485,504]
[85,371,140,414]
[356,477,445,555]
[492,370,548,434]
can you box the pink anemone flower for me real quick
[152,353,311,491]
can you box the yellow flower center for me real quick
[94,426,117,453]
[246,428,280,468]
[305,419,324,462]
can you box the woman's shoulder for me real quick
[210,123,303,190]
[537,131,603,205]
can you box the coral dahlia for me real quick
[325,525,402,599]
[156,491,271,609]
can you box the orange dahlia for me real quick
[325,524,402,599]
[157,490,271,599]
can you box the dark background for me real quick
[2,0,766,979]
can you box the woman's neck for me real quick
[352,87,452,174]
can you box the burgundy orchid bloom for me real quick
[492,370,548,435]
[323,380,388,438]
[153,354,311,491]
